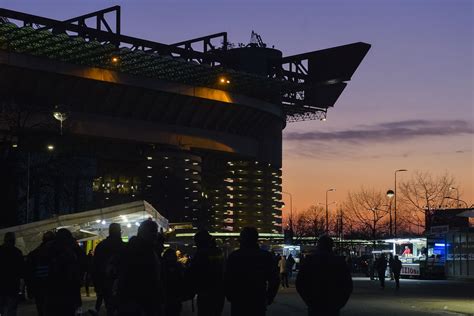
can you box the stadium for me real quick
[0,6,370,237]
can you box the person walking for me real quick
[278,255,289,288]
[225,227,279,316]
[388,253,394,280]
[376,254,388,289]
[84,250,94,297]
[296,235,352,316]
[391,255,402,289]
[43,228,84,316]
[187,230,225,316]
[286,254,295,280]
[90,223,126,316]
[117,220,164,316]
[0,232,25,316]
[25,231,55,316]
[162,248,185,316]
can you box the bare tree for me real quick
[343,188,390,241]
[398,171,457,231]
[290,205,326,242]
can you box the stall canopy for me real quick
[0,200,169,253]
[457,208,474,218]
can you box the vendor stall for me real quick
[384,238,427,278]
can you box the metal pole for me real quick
[282,191,293,232]
[26,152,30,223]
[394,169,407,237]
[339,208,344,240]
[389,201,392,236]
[457,189,460,208]
[326,190,329,234]
[325,188,335,235]
[394,171,397,237]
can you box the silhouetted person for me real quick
[25,231,55,316]
[278,255,289,288]
[0,232,25,316]
[388,253,394,280]
[296,235,352,316]
[162,248,185,316]
[286,254,295,279]
[187,230,225,316]
[225,227,279,316]
[274,254,281,269]
[90,223,126,316]
[345,255,353,273]
[391,255,402,289]
[43,228,83,316]
[84,250,93,297]
[117,220,164,316]
[376,254,388,289]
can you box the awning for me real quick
[0,200,168,254]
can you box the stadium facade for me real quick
[0,7,370,235]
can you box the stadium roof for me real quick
[0,6,370,122]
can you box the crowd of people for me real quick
[0,221,353,316]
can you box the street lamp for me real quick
[386,189,394,236]
[444,196,468,208]
[52,105,68,135]
[326,188,336,234]
[394,169,407,237]
[449,187,460,208]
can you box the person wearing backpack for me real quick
[91,223,126,316]
[296,235,352,316]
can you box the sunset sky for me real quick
[4,0,473,215]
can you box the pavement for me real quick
[17,277,474,315]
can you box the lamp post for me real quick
[394,169,407,237]
[282,191,293,232]
[386,190,394,236]
[444,196,468,208]
[449,187,460,208]
[52,105,68,136]
[326,188,336,234]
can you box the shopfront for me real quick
[446,229,474,279]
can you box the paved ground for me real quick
[18,277,474,315]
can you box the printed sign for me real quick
[401,264,420,276]
[430,225,449,234]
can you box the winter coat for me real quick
[296,251,352,314]
[391,259,402,275]
[92,236,126,294]
[225,246,279,310]
[278,257,287,274]
[0,243,24,295]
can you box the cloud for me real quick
[284,119,473,143]
[283,119,473,159]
